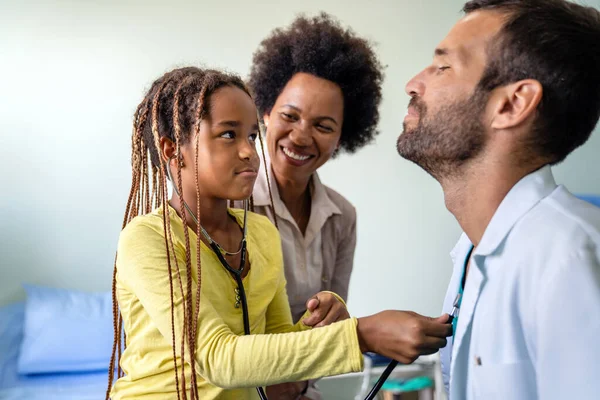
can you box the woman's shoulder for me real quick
[322,185,357,223]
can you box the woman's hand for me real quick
[301,292,350,328]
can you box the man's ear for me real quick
[490,79,543,130]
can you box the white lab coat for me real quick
[439,165,600,400]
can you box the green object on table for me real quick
[380,376,433,392]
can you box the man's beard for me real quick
[397,90,488,181]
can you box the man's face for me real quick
[397,10,506,179]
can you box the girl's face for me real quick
[172,85,261,201]
[264,72,344,184]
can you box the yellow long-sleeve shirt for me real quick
[111,205,363,399]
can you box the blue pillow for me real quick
[17,285,114,375]
[577,194,600,208]
[0,302,26,389]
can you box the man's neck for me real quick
[441,158,542,247]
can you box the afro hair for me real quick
[249,12,384,154]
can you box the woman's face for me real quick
[264,72,344,184]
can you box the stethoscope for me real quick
[166,158,400,400]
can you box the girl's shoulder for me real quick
[119,207,173,246]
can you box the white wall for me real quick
[1,0,599,319]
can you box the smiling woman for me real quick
[248,12,385,399]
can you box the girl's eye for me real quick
[249,133,258,142]
[221,131,235,139]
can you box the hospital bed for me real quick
[0,301,108,400]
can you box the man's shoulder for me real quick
[507,186,600,273]
[519,186,600,246]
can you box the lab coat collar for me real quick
[475,165,557,257]
[449,166,556,264]
[450,233,472,264]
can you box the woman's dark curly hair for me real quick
[249,12,384,154]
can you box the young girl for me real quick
[107,67,451,400]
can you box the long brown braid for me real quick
[105,67,263,400]
[257,131,278,229]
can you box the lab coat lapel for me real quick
[449,252,486,388]
[441,234,473,392]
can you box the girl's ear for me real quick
[159,137,183,166]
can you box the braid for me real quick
[107,67,255,400]
[116,315,123,378]
[191,81,212,398]
[131,127,143,218]
[105,256,119,400]
[161,172,183,400]
[173,73,201,398]
[143,148,151,214]
[105,99,151,399]
[151,165,158,209]
[257,131,279,229]
[152,76,190,399]
[123,124,139,223]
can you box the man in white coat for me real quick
[396,0,600,399]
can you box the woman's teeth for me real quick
[283,147,310,161]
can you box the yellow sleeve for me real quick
[117,219,363,389]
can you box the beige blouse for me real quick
[251,160,357,323]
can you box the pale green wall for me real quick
[1,0,598,318]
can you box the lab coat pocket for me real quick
[472,360,536,400]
